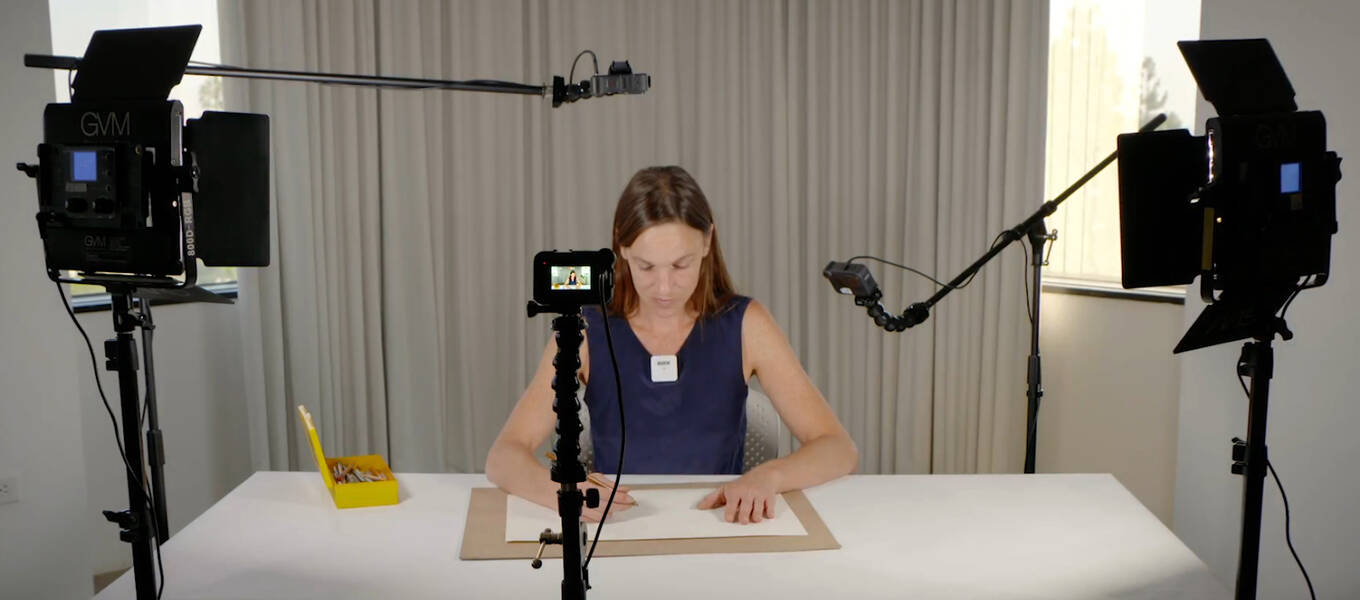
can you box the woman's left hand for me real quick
[696,466,784,524]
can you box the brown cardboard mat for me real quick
[459,482,840,560]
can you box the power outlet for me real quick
[0,475,17,505]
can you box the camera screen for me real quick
[1280,162,1301,194]
[551,266,591,290]
[71,150,98,182]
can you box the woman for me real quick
[566,269,580,287]
[486,166,857,524]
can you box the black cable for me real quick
[583,276,625,570]
[977,231,1009,291]
[965,232,1010,291]
[568,50,599,84]
[57,283,165,600]
[847,232,1006,293]
[945,231,1008,292]
[1237,373,1316,600]
[1267,460,1317,600]
[845,256,950,288]
[1019,240,1034,325]
[138,297,151,428]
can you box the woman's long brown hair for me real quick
[609,166,737,318]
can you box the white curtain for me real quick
[222,0,388,470]
[221,0,1047,475]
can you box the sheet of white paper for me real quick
[505,487,809,542]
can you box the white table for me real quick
[96,472,1229,599]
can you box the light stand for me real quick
[81,286,243,600]
[1226,310,1294,600]
[1110,38,1341,599]
[100,287,158,600]
[1233,336,1272,599]
[1176,290,1298,600]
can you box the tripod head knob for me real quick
[531,528,559,569]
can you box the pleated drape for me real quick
[221,0,1047,475]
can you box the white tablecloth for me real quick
[95,471,1229,599]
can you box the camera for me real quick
[592,61,651,96]
[551,60,651,107]
[531,249,615,310]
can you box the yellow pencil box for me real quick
[296,405,398,508]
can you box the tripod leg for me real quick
[107,291,157,600]
[1234,339,1273,600]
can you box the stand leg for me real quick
[138,297,170,545]
[1024,222,1048,474]
[1234,339,1273,599]
[107,291,156,600]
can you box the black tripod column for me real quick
[104,290,156,600]
[1233,338,1274,599]
[1023,220,1049,474]
[549,312,593,600]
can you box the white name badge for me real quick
[650,354,678,382]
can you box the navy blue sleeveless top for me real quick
[582,296,752,474]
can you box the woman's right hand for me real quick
[580,473,635,523]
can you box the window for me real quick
[48,0,232,298]
[1043,0,1201,288]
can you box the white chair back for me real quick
[574,387,785,473]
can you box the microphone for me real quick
[823,261,929,332]
[591,61,650,97]
[823,261,880,297]
[552,60,650,107]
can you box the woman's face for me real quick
[621,222,711,316]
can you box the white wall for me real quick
[0,1,253,581]
[76,301,252,575]
[1038,291,1184,525]
[0,1,94,598]
[1176,0,1360,596]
